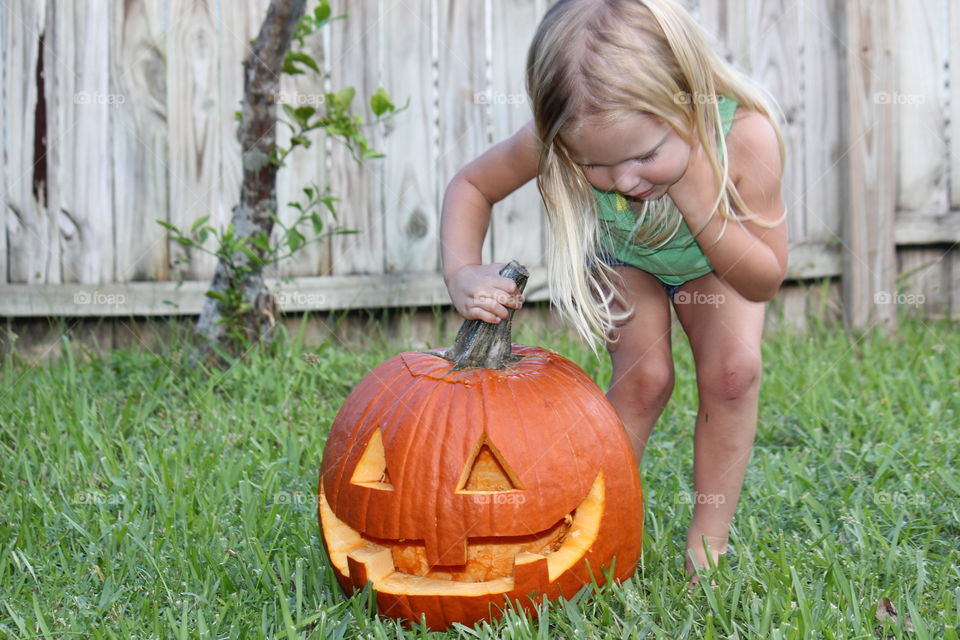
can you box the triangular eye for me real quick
[350,429,395,491]
[456,434,523,493]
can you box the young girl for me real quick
[440,0,788,585]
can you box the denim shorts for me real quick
[592,251,684,300]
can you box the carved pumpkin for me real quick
[318,262,643,630]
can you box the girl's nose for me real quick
[611,165,641,193]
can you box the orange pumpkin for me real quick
[318,262,643,630]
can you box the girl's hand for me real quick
[668,141,722,230]
[445,263,524,324]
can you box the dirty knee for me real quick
[698,353,761,402]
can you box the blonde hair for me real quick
[526,0,787,350]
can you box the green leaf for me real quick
[239,245,260,265]
[290,135,311,148]
[251,233,271,252]
[370,87,395,116]
[205,290,228,303]
[310,214,324,235]
[315,1,331,23]
[282,58,305,75]
[332,87,356,111]
[268,148,285,168]
[321,196,339,217]
[293,105,316,127]
[156,220,180,233]
[287,228,304,253]
[173,237,195,248]
[190,215,210,233]
[286,51,320,74]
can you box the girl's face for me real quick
[562,112,691,201]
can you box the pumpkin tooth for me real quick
[513,552,549,594]
[346,544,394,587]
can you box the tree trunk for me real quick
[194,0,307,359]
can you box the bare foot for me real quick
[685,534,727,591]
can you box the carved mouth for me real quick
[319,471,605,596]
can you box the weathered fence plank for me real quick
[112,0,168,282]
[898,247,949,318]
[949,0,960,209]
[436,0,493,265]
[167,0,222,280]
[54,0,115,285]
[326,0,385,275]
[488,0,544,266]
[0,268,550,317]
[801,0,845,244]
[894,0,949,215]
[381,0,438,274]
[0,2,6,286]
[4,0,55,284]
[844,0,897,331]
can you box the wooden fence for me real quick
[1,0,958,330]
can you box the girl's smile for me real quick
[562,112,692,200]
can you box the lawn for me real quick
[1,308,958,639]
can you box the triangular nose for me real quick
[457,434,522,492]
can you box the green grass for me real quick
[1,309,958,639]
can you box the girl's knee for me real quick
[610,358,675,406]
[698,351,761,401]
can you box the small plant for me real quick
[157,0,403,360]
[158,183,351,350]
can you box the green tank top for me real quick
[595,96,738,285]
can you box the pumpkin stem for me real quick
[443,261,529,370]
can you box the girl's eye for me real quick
[633,153,657,164]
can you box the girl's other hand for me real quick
[445,263,524,324]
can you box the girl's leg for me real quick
[602,267,676,465]
[672,272,766,581]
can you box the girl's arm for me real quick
[669,112,788,302]
[440,121,540,323]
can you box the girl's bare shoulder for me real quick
[726,107,783,185]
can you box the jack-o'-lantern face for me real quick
[319,345,643,630]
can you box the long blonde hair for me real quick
[526,0,787,350]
